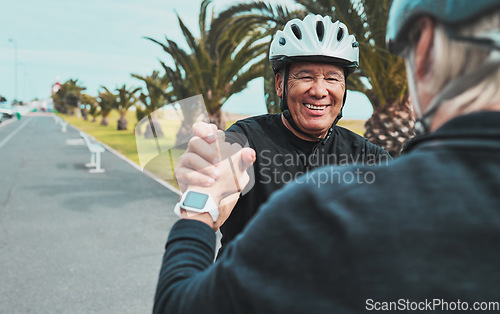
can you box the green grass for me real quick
[337,119,366,136]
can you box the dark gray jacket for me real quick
[221,113,391,253]
[154,112,500,313]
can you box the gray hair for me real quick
[407,10,500,119]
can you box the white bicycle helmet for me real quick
[269,15,359,76]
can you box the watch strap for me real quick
[174,191,219,222]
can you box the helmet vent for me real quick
[316,21,325,42]
[337,27,344,41]
[279,37,286,46]
[316,21,325,41]
[291,24,302,40]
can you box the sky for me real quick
[0,0,373,118]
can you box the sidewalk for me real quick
[0,115,180,313]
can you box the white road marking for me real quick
[65,139,85,146]
[0,118,31,149]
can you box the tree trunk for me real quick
[117,112,128,130]
[135,122,142,136]
[117,118,128,130]
[143,118,164,139]
[100,116,109,126]
[364,101,415,158]
[135,108,146,136]
[175,120,194,146]
[208,111,224,130]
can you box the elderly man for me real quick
[175,15,391,252]
[154,1,500,313]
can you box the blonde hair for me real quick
[409,10,500,117]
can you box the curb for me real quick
[0,118,17,129]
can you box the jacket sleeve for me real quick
[152,180,341,314]
[153,219,217,314]
[225,121,251,147]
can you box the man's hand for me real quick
[175,122,225,192]
[175,122,256,230]
[186,145,255,230]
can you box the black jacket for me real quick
[221,113,391,253]
[154,112,500,313]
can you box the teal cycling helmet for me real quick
[387,0,500,55]
[386,0,500,135]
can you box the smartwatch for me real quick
[174,190,219,222]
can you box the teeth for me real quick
[304,103,327,110]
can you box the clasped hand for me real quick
[175,122,255,229]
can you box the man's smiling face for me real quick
[276,62,346,138]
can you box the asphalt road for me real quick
[0,114,181,313]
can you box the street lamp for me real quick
[8,38,18,102]
[19,62,26,100]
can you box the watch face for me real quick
[183,191,209,210]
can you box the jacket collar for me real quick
[403,111,500,154]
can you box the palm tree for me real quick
[51,79,86,115]
[132,71,171,114]
[132,70,171,138]
[80,93,97,121]
[147,0,266,129]
[97,87,116,126]
[211,1,304,113]
[104,85,140,130]
[89,102,99,122]
[159,59,209,145]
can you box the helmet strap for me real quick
[444,25,500,51]
[278,64,291,112]
[405,57,426,135]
